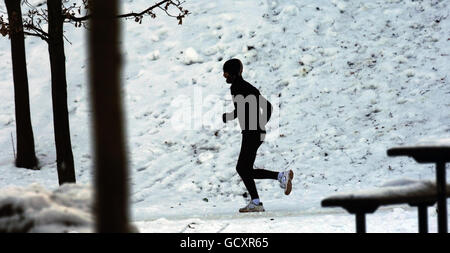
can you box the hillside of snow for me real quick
[0,0,449,232]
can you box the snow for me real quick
[0,0,450,232]
[416,138,450,147]
[0,183,93,233]
[134,207,431,233]
[323,179,450,205]
[183,47,203,65]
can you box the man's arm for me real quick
[259,95,272,125]
[222,102,238,123]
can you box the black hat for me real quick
[223,58,243,75]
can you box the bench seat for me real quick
[321,179,450,233]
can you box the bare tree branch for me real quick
[66,0,186,21]
[116,0,170,19]
[24,23,48,37]
[23,30,48,41]
[1,0,189,43]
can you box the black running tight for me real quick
[236,133,278,200]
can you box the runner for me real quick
[222,58,294,213]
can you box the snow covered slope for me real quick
[0,0,449,229]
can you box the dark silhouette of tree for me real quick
[0,0,189,185]
[89,0,129,233]
[4,0,38,170]
[47,0,76,185]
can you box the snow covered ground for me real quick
[0,183,440,233]
[0,0,449,232]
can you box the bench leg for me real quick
[355,213,366,233]
[417,205,428,233]
[436,162,447,233]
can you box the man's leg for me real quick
[252,168,279,180]
[252,133,278,179]
[236,134,261,200]
[248,136,294,195]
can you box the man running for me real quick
[222,58,294,213]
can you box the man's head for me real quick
[223,58,243,84]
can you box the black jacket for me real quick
[226,77,272,133]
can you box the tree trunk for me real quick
[47,0,76,185]
[89,0,130,232]
[5,0,38,170]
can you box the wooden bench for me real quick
[387,140,450,233]
[321,179,450,233]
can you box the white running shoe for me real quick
[239,201,265,213]
[279,170,294,195]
